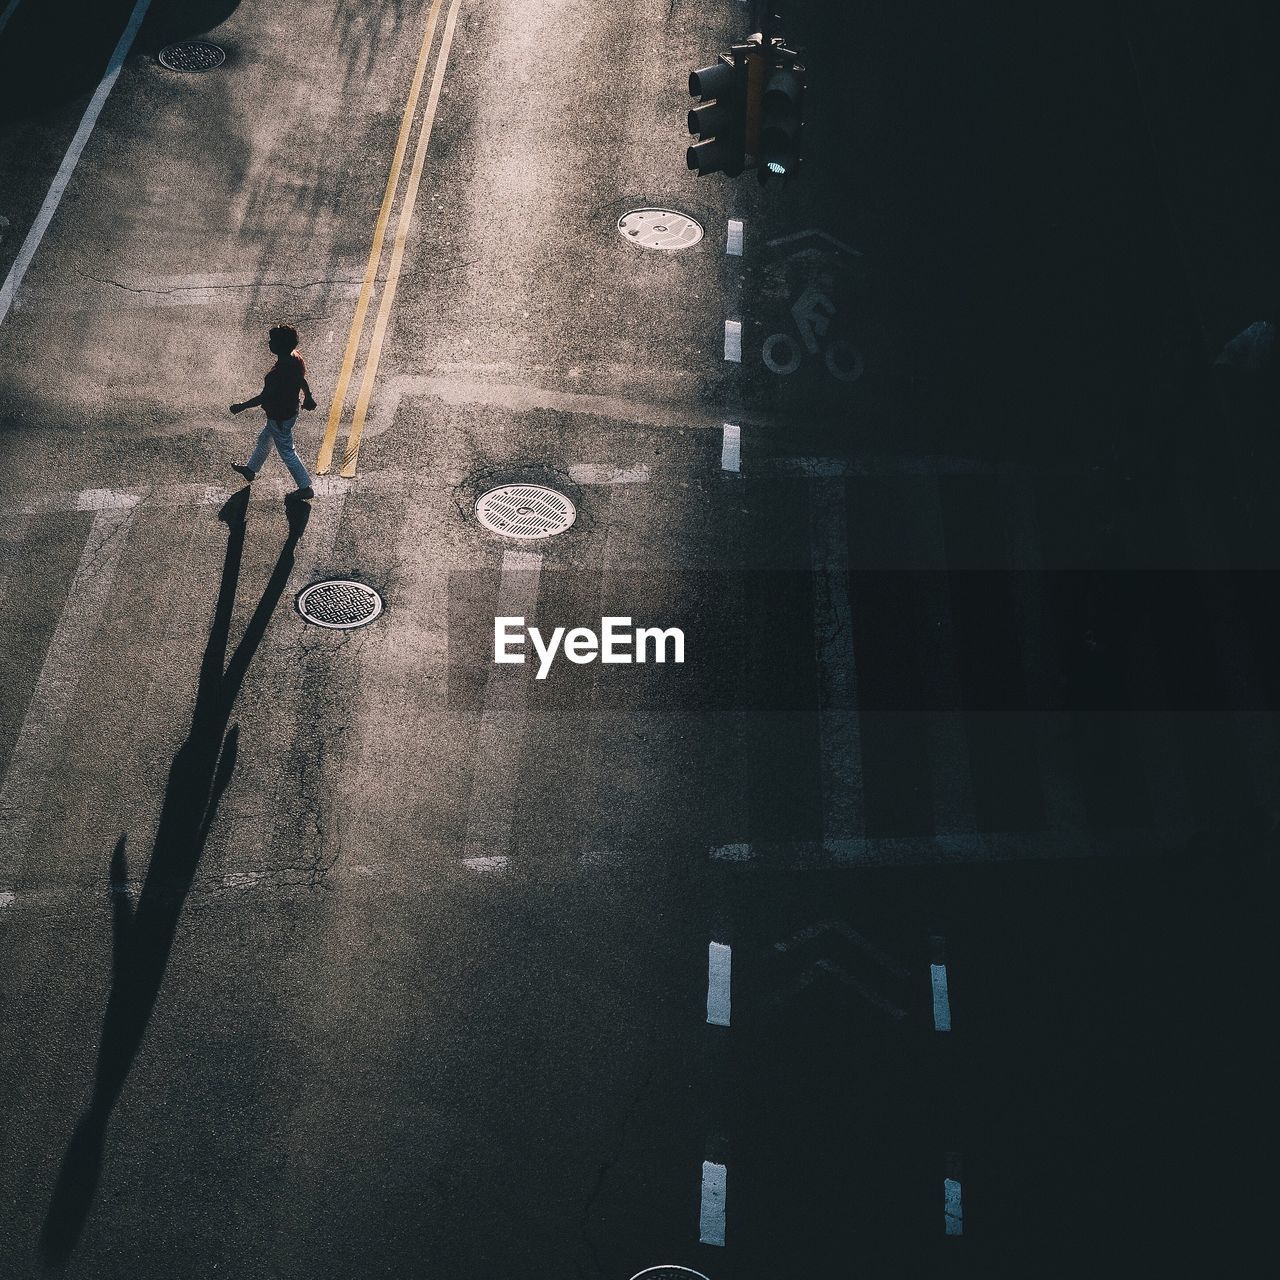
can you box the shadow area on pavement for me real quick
[38,489,307,1269]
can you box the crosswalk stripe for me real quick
[0,499,139,890]
[462,551,542,867]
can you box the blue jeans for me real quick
[246,416,311,488]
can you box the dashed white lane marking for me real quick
[723,320,742,363]
[944,1172,964,1236]
[810,476,866,844]
[566,463,650,485]
[699,1160,727,1246]
[0,497,140,890]
[720,423,741,473]
[0,890,15,910]
[0,0,25,39]
[931,963,952,1031]
[706,941,732,1026]
[461,550,541,868]
[461,855,508,873]
[725,219,744,256]
[0,0,155,329]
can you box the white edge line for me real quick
[0,0,155,328]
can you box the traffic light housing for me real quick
[757,55,805,183]
[687,46,755,177]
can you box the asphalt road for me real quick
[0,1,1274,1277]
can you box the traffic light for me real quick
[687,49,751,177]
[757,55,805,183]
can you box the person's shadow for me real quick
[39,490,310,1268]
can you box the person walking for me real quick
[230,324,318,500]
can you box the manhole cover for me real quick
[618,209,703,251]
[158,41,226,72]
[475,485,576,539]
[296,579,383,629]
[628,1269,711,1280]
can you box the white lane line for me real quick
[726,219,744,256]
[930,963,952,1031]
[720,423,741,473]
[706,941,732,1026]
[723,319,742,362]
[0,498,140,890]
[699,1160,727,1246]
[566,463,650,485]
[0,0,25,39]
[0,0,155,329]
[461,550,542,867]
[810,476,866,844]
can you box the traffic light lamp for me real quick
[687,47,753,177]
[757,59,805,183]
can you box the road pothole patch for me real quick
[158,41,226,72]
[618,209,703,251]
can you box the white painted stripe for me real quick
[726,219,744,256]
[723,319,742,363]
[706,941,732,1026]
[720,423,741,472]
[0,0,24,39]
[931,962,952,1031]
[699,1160,727,1246]
[0,0,155,329]
[0,499,140,889]
[566,463,650,485]
[810,476,865,844]
[710,842,753,862]
[944,1177,963,1235]
[461,551,542,865]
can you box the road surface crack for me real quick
[579,1060,659,1277]
[73,269,380,296]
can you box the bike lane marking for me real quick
[338,0,465,478]
[0,0,154,330]
[315,0,447,474]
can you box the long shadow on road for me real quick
[38,488,308,1269]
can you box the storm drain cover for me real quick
[618,209,703,251]
[158,41,226,72]
[628,1269,711,1280]
[296,579,383,629]
[475,485,576,539]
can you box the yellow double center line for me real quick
[316,0,463,478]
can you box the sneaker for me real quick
[286,486,315,502]
[231,464,256,483]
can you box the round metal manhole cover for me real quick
[158,41,226,72]
[475,485,576,539]
[296,579,383,629]
[617,209,703,252]
[628,1269,711,1280]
